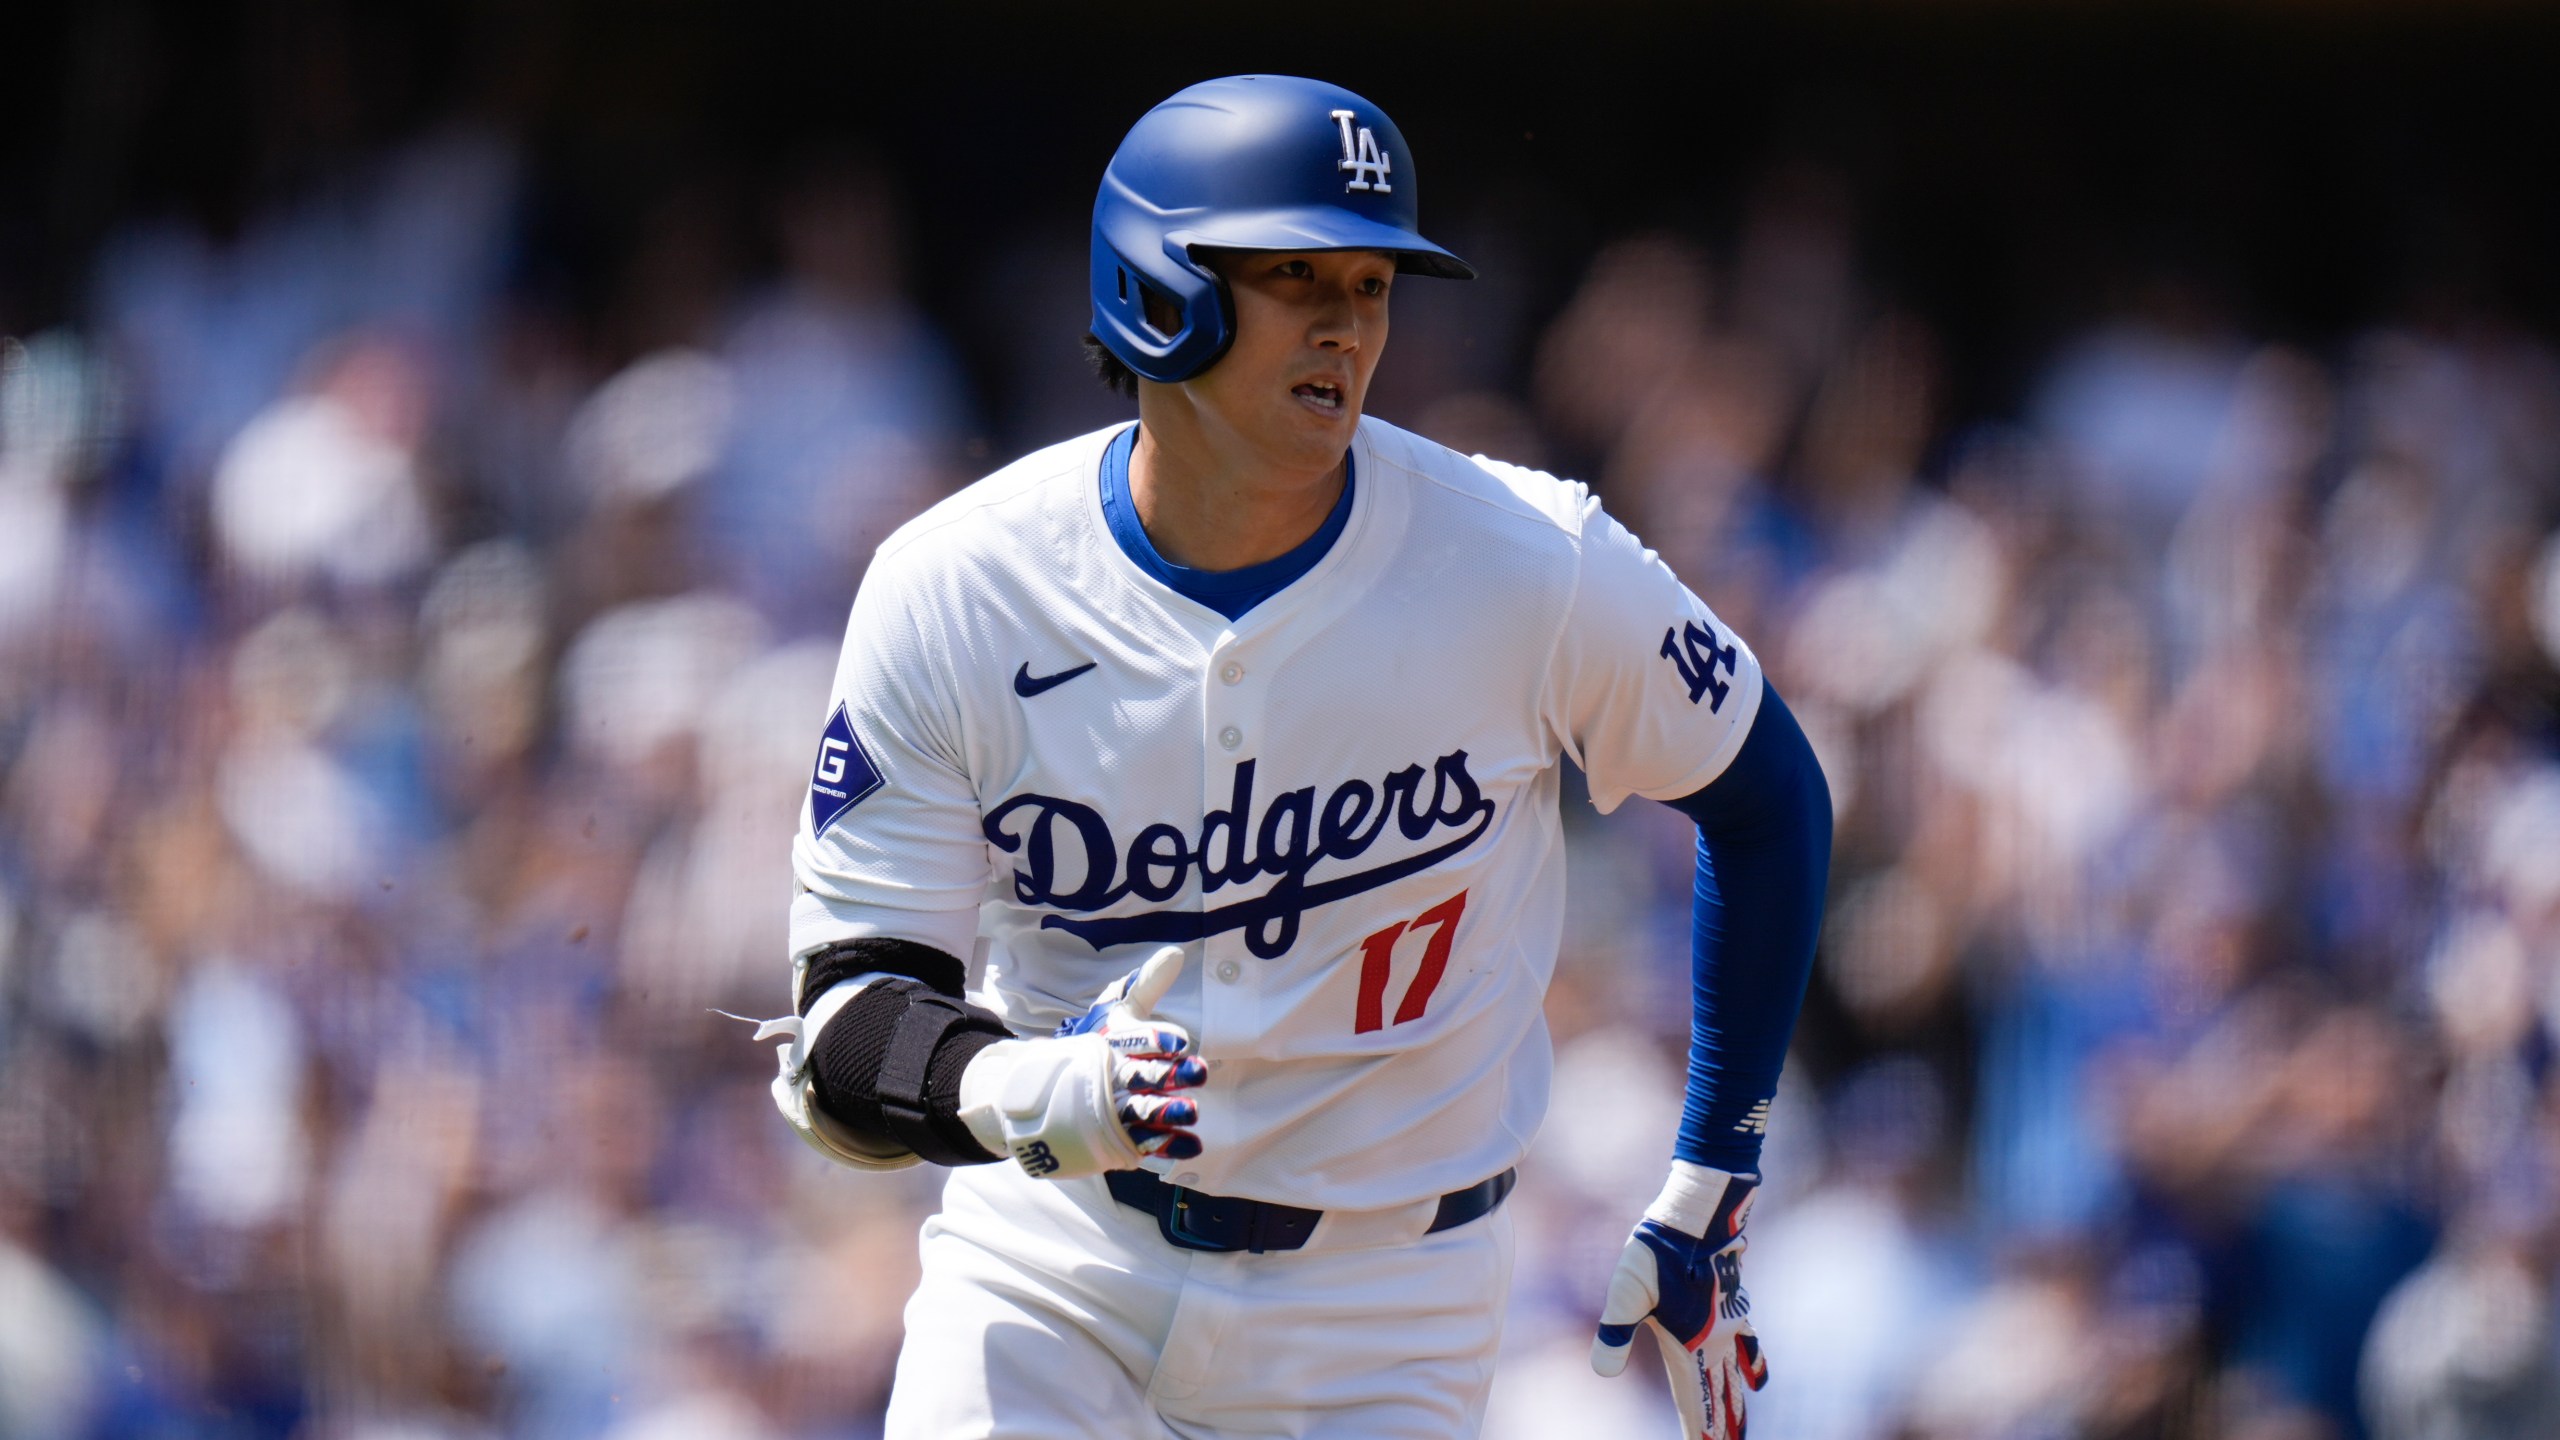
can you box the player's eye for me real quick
[1276,259,1314,279]
[1361,276,1390,297]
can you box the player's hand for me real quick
[1053,946,1209,1161]
[1591,1163,1767,1440]
[958,946,1207,1179]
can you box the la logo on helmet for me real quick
[1329,109,1393,193]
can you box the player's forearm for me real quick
[799,940,1015,1166]
[1660,685,1833,1172]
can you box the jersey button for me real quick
[1174,1171,1201,1186]
[1219,662,1244,685]
[1217,726,1242,751]
[1215,959,1242,984]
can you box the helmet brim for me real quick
[1169,208,1475,281]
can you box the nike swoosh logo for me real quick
[1014,661,1098,697]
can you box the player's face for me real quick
[1189,249,1393,473]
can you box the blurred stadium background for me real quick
[4,3,2560,1437]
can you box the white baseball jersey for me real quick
[792,415,1763,1211]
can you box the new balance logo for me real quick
[1714,1252,1751,1319]
[1330,109,1392,193]
[1014,1140,1061,1176]
[1732,1098,1771,1136]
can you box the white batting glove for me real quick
[1592,1162,1769,1440]
[958,945,1205,1179]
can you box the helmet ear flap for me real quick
[1088,234,1235,383]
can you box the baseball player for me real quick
[756,75,1831,1440]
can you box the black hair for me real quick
[1083,332,1140,398]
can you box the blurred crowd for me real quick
[2,118,2558,1440]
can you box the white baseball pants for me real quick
[884,1162,1516,1440]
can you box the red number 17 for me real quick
[1354,890,1468,1034]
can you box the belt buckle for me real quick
[1161,1184,1241,1253]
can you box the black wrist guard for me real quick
[807,976,1012,1166]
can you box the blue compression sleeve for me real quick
[1659,684,1832,1172]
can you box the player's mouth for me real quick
[1291,381,1346,415]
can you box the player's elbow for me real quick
[1775,692,1834,854]
[1751,686,1832,876]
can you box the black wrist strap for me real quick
[876,996,964,1142]
[867,990,1009,1166]
[800,936,967,1015]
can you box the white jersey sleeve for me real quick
[1538,488,1765,813]
[789,548,989,965]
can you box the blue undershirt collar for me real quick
[1098,424,1355,621]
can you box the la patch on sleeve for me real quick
[808,703,883,833]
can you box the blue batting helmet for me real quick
[1090,75,1474,384]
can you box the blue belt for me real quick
[1104,1167,1517,1254]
